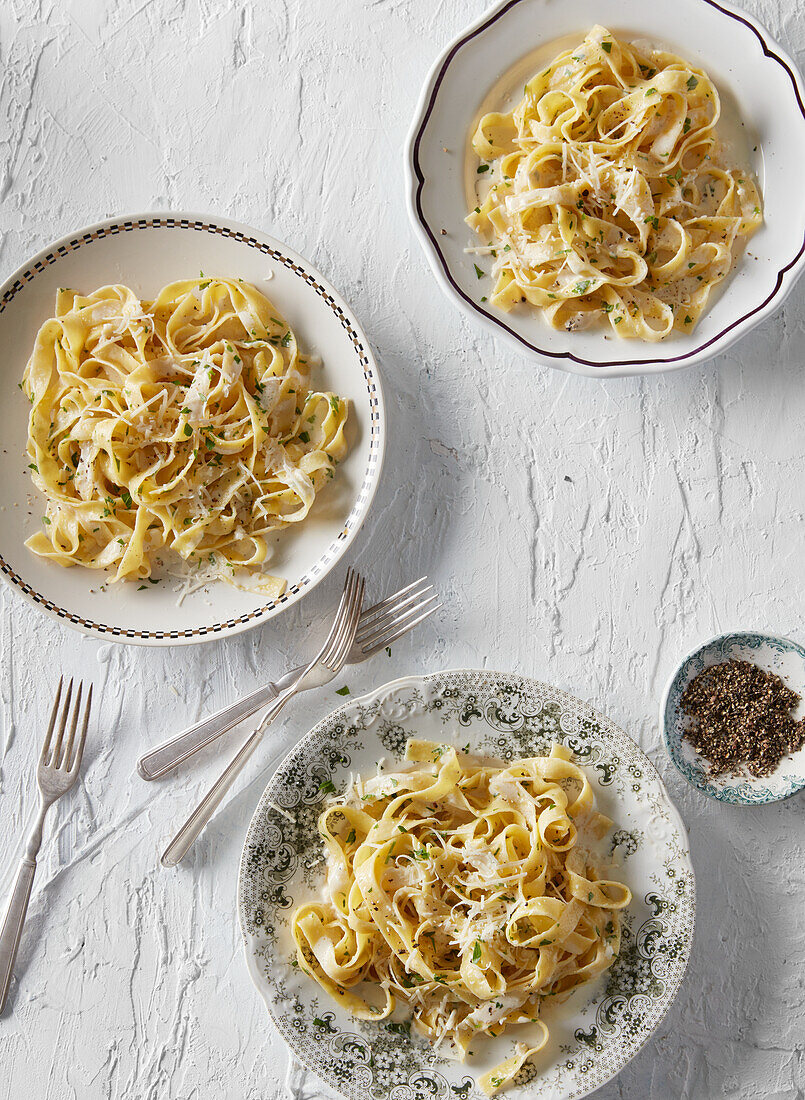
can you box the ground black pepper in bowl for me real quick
[680,659,805,778]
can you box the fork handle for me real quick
[136,678,288,781]
[0,803,49,1012]
[0,859,37,1013]
[160,686,295,868]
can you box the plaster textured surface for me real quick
[0,2,803,1098]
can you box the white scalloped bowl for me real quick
[405,0,805,377]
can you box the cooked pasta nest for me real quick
[466,25,762,340]
[292,739,631,1096]
[21,277,348,595]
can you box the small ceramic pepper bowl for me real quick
[660,631,805,805]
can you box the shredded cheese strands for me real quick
[466,25,762,340]
[22,278,348,591]
[291,740,632,1096]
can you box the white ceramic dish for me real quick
[239,669,695,1100]
[661,631,805,804]
[0,213,385,645]
[405,0,805,377]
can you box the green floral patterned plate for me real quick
[238,669,695,1099]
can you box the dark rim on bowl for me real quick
[409,0,805,369]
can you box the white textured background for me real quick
[1,1,804,1098]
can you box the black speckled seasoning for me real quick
[680,659,805,778]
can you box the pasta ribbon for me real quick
[292,740,632,1095]
[22,278,349,592]
[466,26,762,339]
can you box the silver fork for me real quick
[160,568,365,867]
[137,576,440,781]
[0,678,93,1013]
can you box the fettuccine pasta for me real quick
[466,25,762,339]
[22,278,348,594]
[292,740,631,1096]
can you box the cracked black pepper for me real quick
[680,659,805,778]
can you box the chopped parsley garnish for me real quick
[686,74,698,91]
[472,941,482,963]
[476,164,489,174]
[602,41,612,53]
[473,264,484,279]
[335,685,350,696]
[319,780,335,795]
[683,117,692,135]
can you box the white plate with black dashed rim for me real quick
[0,212,384,645]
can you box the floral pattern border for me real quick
[239,670,696,1100]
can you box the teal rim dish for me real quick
[660,632,805,805]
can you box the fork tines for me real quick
[355,577,441,654]
[41,677,93,773]
[321,569,365,671]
